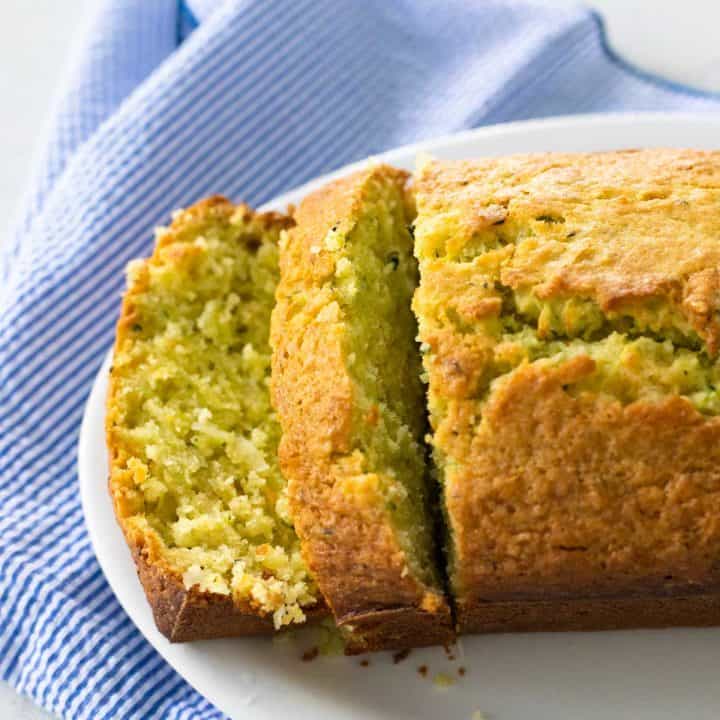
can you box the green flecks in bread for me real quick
[272,165,452,652]
[327,172,438,588]
[107,198,318,629]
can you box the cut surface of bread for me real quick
[107,197,323,641]
[271,165,453,652]
[413,150,720,633]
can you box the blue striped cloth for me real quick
[1,1,719,718]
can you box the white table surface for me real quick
[1,0,719,717]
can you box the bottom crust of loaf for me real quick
[458,591,720,635]
[132,545,326,642]
[341,604,455,655]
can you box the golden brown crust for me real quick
[131,537,275,641]
[416,149,720,353]
[445,358,720,610]
[106,196,325,642]
[271,166,453,650]
[129,532,326,641]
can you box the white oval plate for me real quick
[80,113,720,720]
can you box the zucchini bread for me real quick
[107,197,323,641]
[270,165,453,652]
[413,149,720,633]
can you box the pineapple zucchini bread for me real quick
[106,197,324,641]
[413,149,720,633]
[271,165,453,652]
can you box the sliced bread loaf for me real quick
[271,166,453,652]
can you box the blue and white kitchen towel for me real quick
[1,1,719,717]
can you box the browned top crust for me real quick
[416,149,720,354]
[271,166,453,651]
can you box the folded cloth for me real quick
[1,1,718,717]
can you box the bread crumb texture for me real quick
[413,150,720,609]
[107,197,317,628]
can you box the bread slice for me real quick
[413,150,720,633]
[271,165,453,652]
[107,197,324,641]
